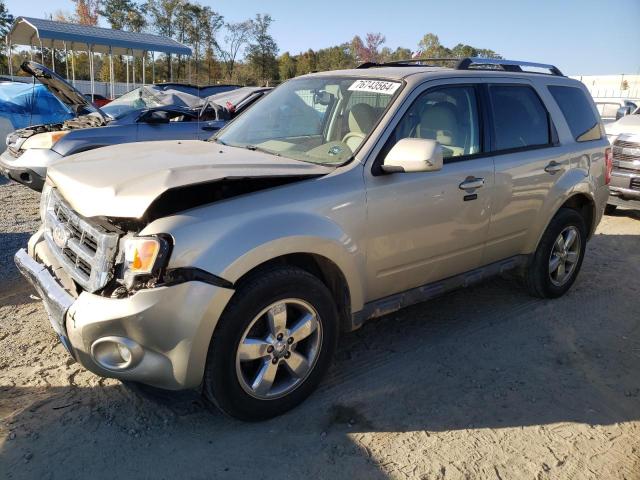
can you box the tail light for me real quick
[604,147,613,185]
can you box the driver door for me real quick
[136,109,198,142]
[363,82,494,301]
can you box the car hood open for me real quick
[47,140,333,219]
[21,61,105,119]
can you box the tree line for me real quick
[0,0,501,87]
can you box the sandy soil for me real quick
[1,177,639,480]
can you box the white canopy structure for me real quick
[5,17,192,98]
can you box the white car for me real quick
[605,107,640,212]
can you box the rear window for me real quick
[489,85,551,151]
[549,86,602,142]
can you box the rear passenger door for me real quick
[482,81,569,263]
[363,82,494,301]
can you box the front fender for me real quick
[143,206,367,313]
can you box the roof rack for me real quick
[356,58,458,69]
[356,57,564,76]
[456,57,564,76]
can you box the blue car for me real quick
[0,81,74,154]
[0,62,269,191]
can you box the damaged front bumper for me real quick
[15,237,235,390]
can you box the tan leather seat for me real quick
[342,103,377,151]
[416,102,459,146]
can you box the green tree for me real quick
[0,0,14,37]
[246,13,279,84]
[417,33,450,58]
[217,20,252,79]
[278,51,297,80]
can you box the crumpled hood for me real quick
[605,114,640,136]
[21,60,104,119]
[48,140,332,218]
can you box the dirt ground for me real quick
[1,176,639,480]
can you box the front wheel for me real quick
[525,208,587,299]
[202,266,338,421]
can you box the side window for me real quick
[549,86,602,142]
[386,85,481,160]
[489,85,550,151]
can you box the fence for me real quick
[4,75,147,97]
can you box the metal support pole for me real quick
[142,51,146,85]
[109,47,114,99]
[39,39,44,63]
[88,44,95,101]
[151,51,155,84]
[126,53,129,91]
[64,42,69,79]
[52,47,56,72]
[71,49,76,85]
[6,36,12,77]
[132,53,136,87]
[188,56,191,84]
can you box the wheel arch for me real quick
[232,252,357,333]
[529,190,597,255]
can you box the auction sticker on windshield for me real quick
[348,80,401,95]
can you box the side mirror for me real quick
[143,110,170,124]
[382,138,443,173]
[615,106,632,120]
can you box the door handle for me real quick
[544,161,563,174]
[201,125,219,131]
[459,177,485,190]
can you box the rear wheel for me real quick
[525,208,587,298]
[202,266,338,421]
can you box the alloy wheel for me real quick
[235,299,322,400]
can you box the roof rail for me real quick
[455,57,564,76]
[356,57,564,76]
[356,58,459,69]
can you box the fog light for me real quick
[117,343,132,363]
[91,336,142,371]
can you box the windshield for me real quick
[215,76,402,165]
[101,87,164,119]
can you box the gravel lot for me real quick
[1,176,639,480]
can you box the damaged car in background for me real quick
[0,61,269,191]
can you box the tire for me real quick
[604,204,617,215]
[525,208,587,299]
[202,266,338,421]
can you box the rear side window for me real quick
[489,85,551,151]
[549,86,602,142]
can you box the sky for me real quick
[6,0,640,76]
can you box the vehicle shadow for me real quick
[1,232,639,479]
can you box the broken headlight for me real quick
[122,236,171,289]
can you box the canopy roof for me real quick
[7,17,192,56]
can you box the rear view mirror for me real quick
[382,138,443,173]
[143,110,170,124]
[314,90,333,106]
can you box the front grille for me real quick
[614,139,640,149]
[631,178,640,191]
[43,188,120,292]
[613,139,640,165]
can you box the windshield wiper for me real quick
[245,144,280,156]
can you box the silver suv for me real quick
[16,58,612,420]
